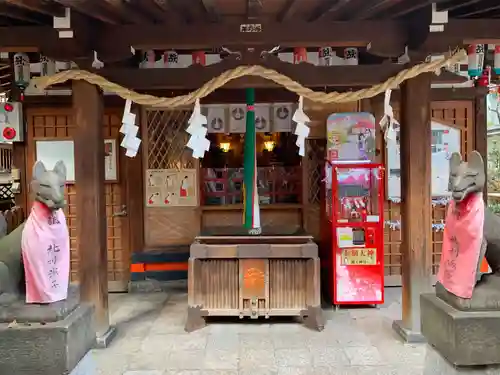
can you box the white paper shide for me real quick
[120,99,141,157]
[292,96,310,157]
[186,99,210,159]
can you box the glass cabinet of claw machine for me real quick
[326,161,385,306]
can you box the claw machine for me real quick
[323,112,385,306]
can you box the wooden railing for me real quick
[200,166,302,206]
[0,206,24,235]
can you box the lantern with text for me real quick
[13,53,30,100]
[494,45,500,75]
[468,44,484,78]
[326,161,385,306]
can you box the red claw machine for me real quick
[325,161,385,306]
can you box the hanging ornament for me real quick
[344,48,359,66]
[192,51,206,66]
[120,99,141,157]
[162,50,178,68]
[39,55,56,77]
[467,44,484,78]
[91,51,104,69]
[13,52,30,101]
[292,96,311,156]
[494,45,500,75]
[186,99,210,159]
[293,47,307,64]
[140,50,156,69]
[318,47,333,66]
[379,89,399,142]
[477,65,491,87]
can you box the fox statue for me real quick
[435,151,500,310]
[0,160,70,304]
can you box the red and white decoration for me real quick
[467,44,484,77]
[120,99,141,157]
[293,47,308,64]
[494,45,500,75]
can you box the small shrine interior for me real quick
[0,0,498,340]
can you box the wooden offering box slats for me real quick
[186,229,324,331]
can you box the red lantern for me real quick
[477,66,491,87]
[3,127,16,140]
[3,103,13,112]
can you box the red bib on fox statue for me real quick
[21,160,70,304]
[437,151,487,299]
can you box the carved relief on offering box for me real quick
[145,169,197,207]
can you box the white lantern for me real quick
[40,55,56,77]
[162,50,178,68]
[344,48,358,65]
[13,52,30,88]
[319,47,333,66]
[467,44,484,77]
[494,45,500,75]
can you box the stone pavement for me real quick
[82,287,500,375]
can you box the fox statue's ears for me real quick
[33,160,66,181]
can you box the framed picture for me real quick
[145,169,198,207]
[35,138,119,183]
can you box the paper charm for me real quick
[120,99,141,157]
[292,96,311,157]
[92,51,104,69]
[186,99,210,159]
[379,89,399,143]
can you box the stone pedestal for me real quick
[0,286,96,375]
[421,293,500,366]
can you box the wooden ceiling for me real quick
[0,0,499,26]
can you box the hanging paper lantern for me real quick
[477,65,491,87]
[494,45,500,75]
[318,47,332,66]
[467,44,484,77]
[344,48,358,65]
[13,52,30,89]
[140,50,156,69]
[39,55,56,77]
[162,50,178,68]
[293,47,307,64]
[192,51,206,66]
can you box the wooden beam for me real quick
[459,4,500,18]
[98,20,406,52]
[246,0,262,20]
[389,0,449,18]
[100,0,152,24]
[154,0,193,23]
[53,0,121,24]
[4,0,66,17]
[393,71,433,342]
[438,0,482,12]
[0,3,47,24]
[353,0,406,20]
[85,58,466,91]
[308,0,353,22]
[72,80,114,345]
[276,0,300,22]
[199,0,219,22]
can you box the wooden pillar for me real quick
[474,88,488,201]
[392,72,433,342]
[73,81,115,347]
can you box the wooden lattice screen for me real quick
[383,101,474,284]
[143,108,200,248]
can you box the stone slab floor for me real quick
[76,287,500,375]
